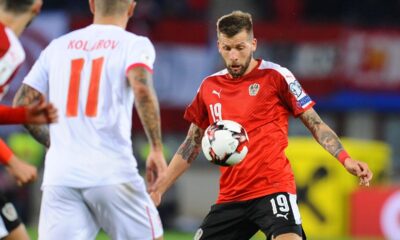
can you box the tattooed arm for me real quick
[127,67,166,188]
[300,108,373,185]
[150,123,204,206]
[13,84,51,148]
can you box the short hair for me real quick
[94,0,134,16]
[0,0,34,14]
[217,11,253,38]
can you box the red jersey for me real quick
[0,21,25,100]
[0,22,26,163]
[184,59,315,203]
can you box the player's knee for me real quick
[154,236,164,240]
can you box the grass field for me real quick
[27,228,196,240]
[26,228,267,240]
[27,228,384,240]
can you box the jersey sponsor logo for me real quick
[194,228,203,240]
[248,83,260,96]
[289,80,302,97]
[2,203,18,222]
[212,89,221,98]
[67,39,119,51]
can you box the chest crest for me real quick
[248,83,260,96]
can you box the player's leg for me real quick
[82,178,163,240]
[0,195,28,240]
[38,186,100,240]
[194,201,258,240]
[250,193,306,240]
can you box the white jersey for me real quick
[0,22,25,100]
[23,24,156,187]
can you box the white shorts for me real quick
[38,180,163,240]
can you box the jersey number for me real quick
[270,194,290,215]
[66,57,104,117]
[209,103,222,122]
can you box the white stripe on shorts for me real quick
[289,193,302,225]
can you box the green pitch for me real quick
[27,228,381,240]
[27,228,266,239]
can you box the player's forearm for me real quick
[312,123,345,159]
[135,91,162,150]
[25,124,50,148]
[159,153,191,194]
[300,109,346,160]
[158,126,202,193]
[129,67,163,150]
[13,84,51,148]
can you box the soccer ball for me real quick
[201,120,249,166]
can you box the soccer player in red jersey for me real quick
[151,11,373,240]
[0,0,57,239]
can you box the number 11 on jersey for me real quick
[66,57,104,117]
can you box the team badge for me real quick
[2,203,18,221]
[194,228,203,240]
[289,80,302,97]
[248,83,260,96]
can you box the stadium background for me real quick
[1,0,400,239]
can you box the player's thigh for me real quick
[250,193,306,240]
[38,186,99,240]
[3,224,29,240]
[0,195,24,240]
[194,202,258,240]
[83,180,163,240]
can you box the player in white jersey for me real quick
[14,0,166,239]
[0,0,57,239]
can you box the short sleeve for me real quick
[274,67,315,117]
[125,37,155,75]
[183,85,209,129]
[23,43,51,95]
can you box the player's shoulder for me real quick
[259,60,293,78]
[259,60,297,86]
[203,68,228,82]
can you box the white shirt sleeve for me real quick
[125,37,156,75]
[23,43,51,95]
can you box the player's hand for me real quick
[26,95,58,124]
[343,158,373,186]
[6,155,37,186]
[146,149,167,192]
[150,190,162,206]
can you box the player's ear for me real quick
[89,0,95,15]
[128,0,137,18]
[217,40,222,54]
[252,38,257,52]
[31,0,43,15]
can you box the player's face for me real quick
[218,30,256,78]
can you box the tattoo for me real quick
[13,84,50,147]
[177,124,204,164]
[300,109,344,158]
[129,67,162,149]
